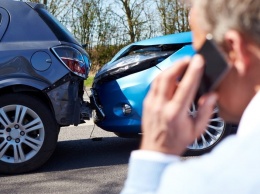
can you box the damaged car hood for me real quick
[110,31,192,63]
[94,32,195,84]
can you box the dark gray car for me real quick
[0,0,91,174]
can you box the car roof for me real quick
[0,0,80,46]
[0,0,57,42]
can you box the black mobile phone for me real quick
[196,35,230,98]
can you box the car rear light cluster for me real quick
[52,46,87,78]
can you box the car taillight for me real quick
[61,57,86,74]
[52,46,87,78]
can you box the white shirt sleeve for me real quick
[121,150,181,194]
[131,150,181,163]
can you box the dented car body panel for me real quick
[0,0,91,126]
[109,31,192,64]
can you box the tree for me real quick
[24,0,71,18]
[71,0,98,51]
[154,0,190,34]
[112,0,149,43]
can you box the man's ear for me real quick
[224,30,251,76]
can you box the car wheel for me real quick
[0,93,58,174]
[184,104,232,156]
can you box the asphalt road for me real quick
[0,121,141,194]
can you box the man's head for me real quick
[189,0,260,123]
[193,0,260,46]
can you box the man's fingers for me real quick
[194,93,218,137]
[171,55,205,113]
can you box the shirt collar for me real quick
[237,91,260,137]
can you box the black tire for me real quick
[0,93,58,174]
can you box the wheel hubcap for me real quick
[187,104,225,151]
[0,105,45,163]
[10,128,21,139]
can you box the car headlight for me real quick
[95,51,172,83]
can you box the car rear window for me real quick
[35,7,80,46]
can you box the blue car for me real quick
[90,32,235,155]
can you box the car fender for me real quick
[0,77,49,91]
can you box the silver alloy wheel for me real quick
[187,103,225,150]
[0,105,45,163]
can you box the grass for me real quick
[84,76,94,87]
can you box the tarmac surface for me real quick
[0,121,141,194]
[0,89,194,193]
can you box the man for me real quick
[121,0,260,193]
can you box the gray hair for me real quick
[194,0,260,45]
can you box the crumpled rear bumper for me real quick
[45,74,92,126]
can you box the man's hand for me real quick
[141,55,218,155]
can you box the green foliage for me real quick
[88,44,127,74]
[84,76,94,87]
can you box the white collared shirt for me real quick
[122,92,260,194]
